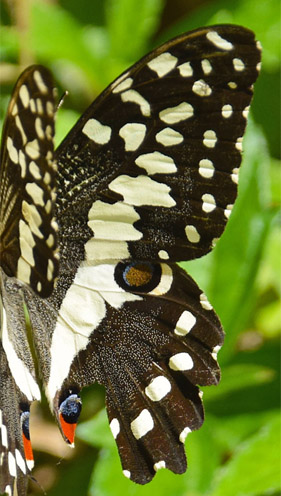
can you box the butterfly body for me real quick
[0,25,261,495]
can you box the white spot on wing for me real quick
[202,193,216,213]
[154,460,166,471]
[110,418,120,439]
[109,174,176,207]
[169,352,193,371]
[206,31,233,51]
[19,85,30,108]
[145,376,171,401]
[15,449,26,474]
[242,106,250,119]
[33,70,48,93]
[135,151,177,175]
[222,104,233,118]
[156,127,183,146]
[192,79,212,97]
[131,409,154,439]
[82,118,112,144]
[18,219,35,268]
[147,52,178,77]
[178,61,193,77]
[201,59,212,74]
[235,137,243,151]
[87,200,142,241]
[160,102,193,124]
[233,58,245,71]
[25,183,44,206]
[231,167,239,184]
[8,452,16,477]
[185,225,200,243]
[112,75,132,93]
[174,311,196,336]
[119,122,146,151]
[200,292,213,310]
[224,204,233,218]
[7,137,18,164]
[158,249,169,260]
[121,90,151,116]
[1,422,8,448]
[179,426,191,443]
[1,305,41,401]
[25,139,40,159]
[199,158,214,178]
[203,130,217,148]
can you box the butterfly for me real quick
[0,24,261,495]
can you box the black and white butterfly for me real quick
[0,25,261,495]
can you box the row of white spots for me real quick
[86,200,142,260]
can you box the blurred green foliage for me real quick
[0,0,280,495]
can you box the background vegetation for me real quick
[0,0,280,495]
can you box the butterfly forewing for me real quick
[0,24,261,494]
[0,65,58,298]
[55,25,261,265]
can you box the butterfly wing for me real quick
[1,24,261,493]
[0,66,58,494]
[55,25,261,264]
[0,65,58,298]
[25,261,223,484]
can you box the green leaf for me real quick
[207,413,281,496]
[106,0,164,60]
[76,408,113,449]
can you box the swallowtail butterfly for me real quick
[0,25,261,495]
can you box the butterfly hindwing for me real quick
[24,260,223,484]
[0,66,57,494]
[0,274,38,495]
